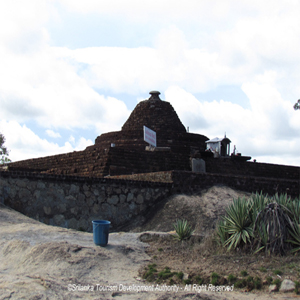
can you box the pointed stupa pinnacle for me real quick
[149,91,161,101]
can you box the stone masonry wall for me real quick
[1,167,299,234]
[0,171,171,232]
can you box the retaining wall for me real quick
[1,168,299,233]
[0,171,171,232]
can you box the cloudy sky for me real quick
[1,0,300,166]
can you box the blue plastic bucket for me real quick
[92,220,111,246]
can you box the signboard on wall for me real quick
[143,126,156,147]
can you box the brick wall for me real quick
[205,158,300,180]
[170,170,300,197]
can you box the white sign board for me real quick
[143,126,156,147]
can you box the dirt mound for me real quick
[130,186,250,235]
[0,204,151,300]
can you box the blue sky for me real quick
[1,0,300,166]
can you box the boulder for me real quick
[279,279,295,293]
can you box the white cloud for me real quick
[1,0,300,167]
[0,46,131,133]
[0,120,93,162]
[165,86,300,165]
[0,0,52,53]
[46,129,61,138]
[68,135,75,145]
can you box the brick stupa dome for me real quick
[122,91,186,133]
[8,91,209,177]
[95,91,207,150]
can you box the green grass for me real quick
[176,271,184,280]
[266,276,273,284]
[259,266,267,272]
[211,272,219,285]
[234,279,247,288]
[195,275,203,284]
[254,276,262,289]
[273,269,283,276]
[228,274,237,284]
[272,278,281,288]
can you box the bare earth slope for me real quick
[130,186,251,235]
[0,186,292,300]
[0,205,151,300]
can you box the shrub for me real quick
[259,267,267,273]
[273,278,281,288]
[240,270,248,277]
[234,279,247,288]
[221,197,253,250]
[266,276,273,284]
[287,218,300,253]
[195,275,203,284]
[227,274,237,284]
[211,272,219,285]
[253,201,294,255]
[176,271,184,280]
[294,281,300,294]
[143,264,158,282]
[254,276,262,289]
[246,276,254,290]
[216,218,228,246]
[173,219,195,241]
[273,269,283,276]
[216,192,300,254]
[249,192,269,224]
[158,267,174,280]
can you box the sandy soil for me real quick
[0,186,297,299]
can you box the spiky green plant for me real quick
[222,197,253,250]
[287,221,300,253]
[173,219,194,241]
[253,202,294,255]
[216,218,228,246]
[248,192,269,224]
[288,198,300,224]
[217,192,300,254]
[253,224,269,254]
[285,197,300,253]
[274,193,291,207]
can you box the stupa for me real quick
[8,91,209,177]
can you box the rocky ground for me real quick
[0,186,298,299]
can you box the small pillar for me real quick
[149,91,161,101]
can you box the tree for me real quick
[0,132,11,164]
[294,99,300,110]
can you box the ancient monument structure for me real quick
[7,91,210,177]
[1,91,300,231]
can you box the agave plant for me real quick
[287,222,300,253]
[216,218,228,246]
[248,192,269,224]
[221,197,253,251]
[173,219,195,241]
[286,199,300,253]
[287,198,300,225]
[253,202,294,255]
